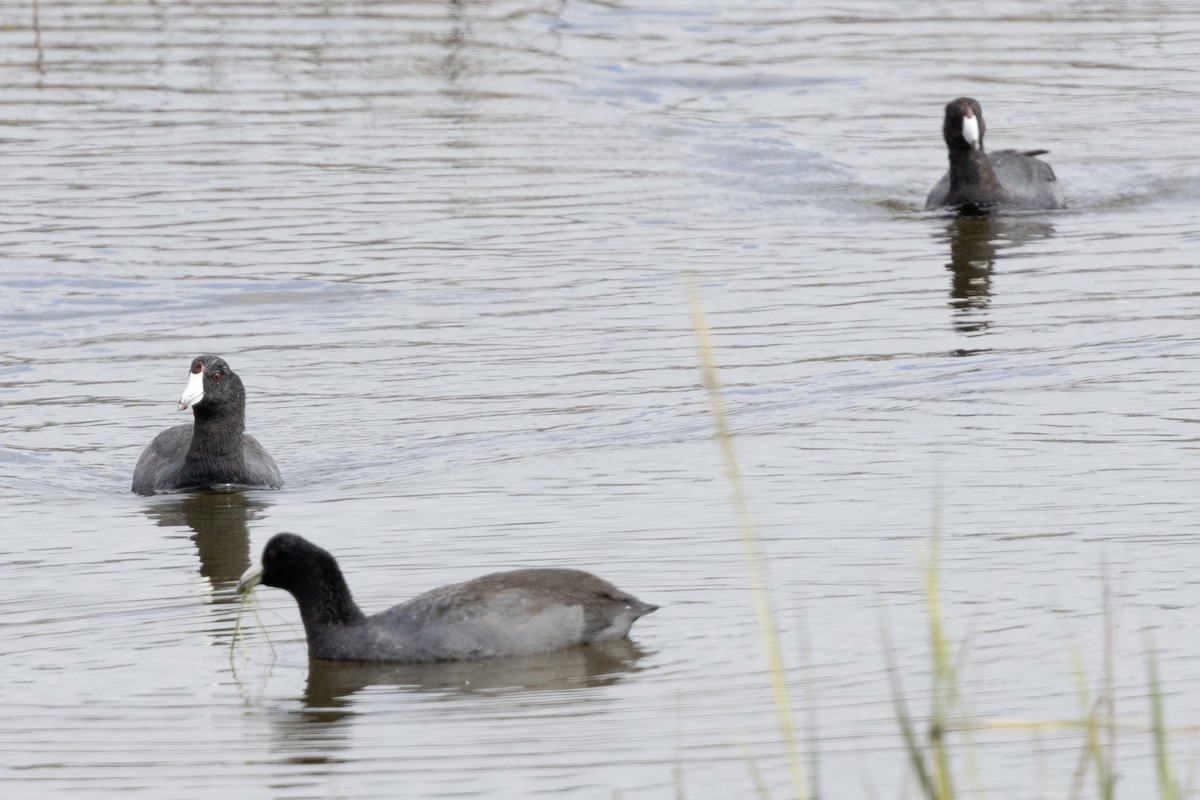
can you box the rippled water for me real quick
[4,0,1200,796]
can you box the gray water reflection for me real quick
[939,215,1057,337]
[304,640,650,709]
[143,491,269,597]
[269,643,650,761]
[29,0,43,78]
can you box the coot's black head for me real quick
[942,97,986,152]
[243,533,333,591]
[237,533,362,625]
[178,354,246,416]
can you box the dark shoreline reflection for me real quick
[31,0,44,78]
[440,0,472,91]
[937,214,1056,340]
[143,490,271,599]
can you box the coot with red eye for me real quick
[926,97,1065,213]
[132,355,283,495]
[237,533,658,662]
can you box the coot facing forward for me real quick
[926,97,1065,213]
[132,355,282,495]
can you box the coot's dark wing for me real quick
[242,434,283,489]
[989,149,1065,210]
[132,424,191,495]
[925,171,952,210]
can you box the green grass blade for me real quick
[687,273,807,800]
[1146,632,1180,800]
[881,609,935,798]
[921,493,954,800]
[1100,560,1116,800]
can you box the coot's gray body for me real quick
[132,355,282,495]
[926,97,1064,213]
[238,533,658,662]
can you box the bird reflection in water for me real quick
[258,643,649,767]
[267,640,652,737]
[305,639,649,706]
[939,214,1056,343]
[142,489,271,600]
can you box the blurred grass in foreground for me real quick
[687,271,809,800]
[686,274,1188,799]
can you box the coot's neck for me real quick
[947,145,1005,208]
[187,403,246,463]
[291,563,369,642]
[178,402,251,488]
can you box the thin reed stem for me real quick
[686,272,807,800]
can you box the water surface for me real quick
[4,0,1200,796]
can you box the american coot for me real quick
[132,355,283,496]
[237,533,658,662]
[926,97,1065,212]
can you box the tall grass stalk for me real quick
[898,537,1193,799]
[882,615,937,796]
[686,272,808,800]
[1102,558,1118,800]
[686,274,1186,798]
[795,617,823,800]
[1066,562,1117,800]
[1146,632,1181,800]
[921,495,956,799]
[1066,641,1109,800]
[737,738,775,800]
[885,495,962,800]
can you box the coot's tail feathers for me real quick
[633,600,659,618]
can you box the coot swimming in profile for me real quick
[926,97,1065,213]
[132,355,282,495]
[237,533,658,662]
